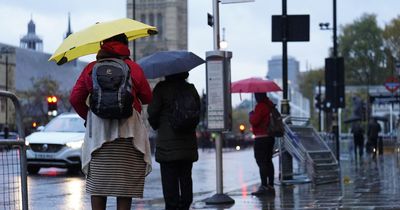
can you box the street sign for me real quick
[206,51,232,131]
[384,76,400,93]
[272,15,310,42]
[370,94,400,104]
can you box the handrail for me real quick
[0,90,28,210]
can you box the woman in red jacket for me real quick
[70,34,152,210]
[249,92,276,196]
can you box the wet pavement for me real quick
[25,147,264,210]
[3,139,400,209]
[129,141,400,210]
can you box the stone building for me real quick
[126,0,188,61]
[0,17,87,131]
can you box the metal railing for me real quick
[0,90,28,210]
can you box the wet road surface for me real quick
[3,141,400,209]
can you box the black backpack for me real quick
[169,84,200,132]
[267,104,284,137]
[90,58,134,119]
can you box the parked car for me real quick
[26,113,85,174]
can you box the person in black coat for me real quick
[147,72,200,210]
[367,118,381,158]
[351,122,365,160]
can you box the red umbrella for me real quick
[231,77,282,93]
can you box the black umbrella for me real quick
[137,50,205,79]
[344,116,362,124]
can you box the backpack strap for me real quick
[122,58,139,106]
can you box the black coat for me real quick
[147,79,199,163]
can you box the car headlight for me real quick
[66,140,83,149]
[25,140,30,147]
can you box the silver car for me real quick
[26,113,85,174]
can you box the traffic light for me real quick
[47,95,58,116]
[239,124,246,134]
[314,93,321,110]
[207,13,214,27]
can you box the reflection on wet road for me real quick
[214,150,400,209]
[26,148,261,210]
[7,143,400,209]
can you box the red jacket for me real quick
[69,41,152,120]
[249,98,274,137]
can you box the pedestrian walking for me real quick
[367,118,381,158]
[69,34,153,210]
[249,92,276,196]
[147,72,200,210]
[351,122,365,160]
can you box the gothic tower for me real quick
[20,17,43,51]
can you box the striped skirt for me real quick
[86,138,146,198]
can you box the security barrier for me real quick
[0,90,28,210]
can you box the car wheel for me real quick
[27,166,40,174]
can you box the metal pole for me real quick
[215,133,223,194]
[366,71,370,127]
[331,0,340,162]
[333,0,337,58]
[212,0,220,51]
[280,0,293,182]
[5,54,8,125]
[132,0,136,60]
[318,81,322,132]
[282,0,288,104]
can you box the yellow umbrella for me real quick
[49,18,157,65]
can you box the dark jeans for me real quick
[160,161,193,210]
[254,136,275,186]
[353,135,364,158]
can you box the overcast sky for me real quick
[0,0,399,105]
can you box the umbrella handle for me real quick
[57,56,68,65]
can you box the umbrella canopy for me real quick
[49,18,157,65]
[371,116,388,122]
[137,51,205,79]
[231,77,282,93]
[344,116,362,124]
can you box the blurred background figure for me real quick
[367,118,381,159]
[351,122,365,160]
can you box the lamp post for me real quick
[219,27,228,50]
[206,0,253,205]
[319,0,340,161]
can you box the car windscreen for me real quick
[43,117,85,132]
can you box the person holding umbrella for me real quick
[351,122,365,160]
[69,33,153,210]
[249,92,276,196]
[141,50,204,209]
[147,71,200,210]
[230,77,281,196]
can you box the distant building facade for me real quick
[267,55,300,88]
[20,18,43,52]
[0,17,87,130]
[126,0,188,61]
[266,55,310,118]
